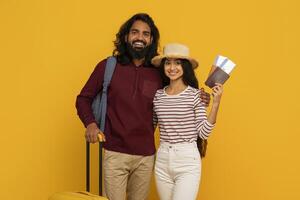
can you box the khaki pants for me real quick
[104,149,154,200]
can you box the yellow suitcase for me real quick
[49,141,106,200]
[49,191,108,200]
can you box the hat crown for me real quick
[163,43,190,57]
[151,43,198,68]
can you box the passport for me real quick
[205,55,236,88]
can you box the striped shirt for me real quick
[153,85,214,144]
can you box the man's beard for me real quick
[126,42,151,60]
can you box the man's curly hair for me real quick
[113,13,160,67]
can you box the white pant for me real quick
[155,142,201,200]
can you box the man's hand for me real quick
[85,122,105,143]
[200,88,211,107]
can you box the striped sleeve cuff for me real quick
[199,120,215,139]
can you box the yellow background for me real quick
[1,0,299,199]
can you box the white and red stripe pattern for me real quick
[153,86,214,144]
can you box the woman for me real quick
[151,43,223,200]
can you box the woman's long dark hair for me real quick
[113,13,160,67]
[159,58,208,158]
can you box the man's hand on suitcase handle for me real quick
[86,122,105,143]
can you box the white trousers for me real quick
[155,142,201,200]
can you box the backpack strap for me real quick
[99,56,117,132]
[88,56,116,195]
[98,56,116,195]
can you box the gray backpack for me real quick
[92,56,117,132]
[86,56,116,195]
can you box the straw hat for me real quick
[151,43,199,69]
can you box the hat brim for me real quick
[151,55,199,69]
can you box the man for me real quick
[76,13,210,200]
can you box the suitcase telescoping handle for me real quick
[86,141,103,195]
[86,141,90,192]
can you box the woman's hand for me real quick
[211,83,223,105]
[207,83,223,124]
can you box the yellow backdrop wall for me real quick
[1,0,299,199]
